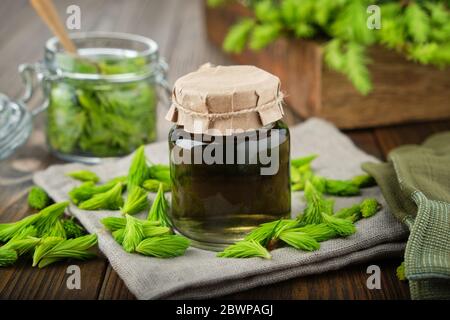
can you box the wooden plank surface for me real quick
[0,0,447,300]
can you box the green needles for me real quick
[217,240,271,259]
[147,184,171,228]
[32,234,97,268]
[278,229,320,251]
[0,249,18,267]
[218,162,382,259]
[136,235,190,258]
[67,146,170,215]
[78,183,124,210]
[0,201,94,269]
[103,213,188,258]
[217,0,450,94]
[122,214,145,253]
[290,154,375,196]
[121,186,149,215]
[66,170,100,183]
[48,56,157,157]
[27,186,51,210]
[361,198,381,218]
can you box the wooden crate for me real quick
[204,1,450,129]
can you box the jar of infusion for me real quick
[166,64,291,250]
[0,32,169,163]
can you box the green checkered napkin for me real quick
[363,132,450,300]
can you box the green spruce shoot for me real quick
[79,182,123,210]
[295,223,337,242]
[142,225,171,238]
[2,226,40,256]
[122,186,149,215]
[62,218,85,238]
[360,198,381,218]
[148,164,171,185]
[122,214,145,253]
[127,146,150,188]
[29,202,68,238]
[351,174,376,188]
[322,213,356,237]
[66,170,99,183]
[147,183,172,228]
[0,249,18,267]
[27,186,51,210]
[68,176,127,205]
[217,240,271,259]
[334,204,362,222]
[396,261,406,281]
[324,179,360,196]
[112,228,125,245]
[299,181,325,225]
[32,234,97,268]
[101,216,127,231]
[278,229,320,251]
[291,154,317,168]
[142,179,171,192]
[136,235,190,258]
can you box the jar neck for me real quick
[43,32,165,83]
[172,121,283,140]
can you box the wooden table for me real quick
[0,0,448,300]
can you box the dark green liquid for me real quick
[169,121,290,249]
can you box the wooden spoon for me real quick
[30,0,77,54]
[30,0,100,72]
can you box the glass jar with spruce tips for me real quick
[17,32,170,163]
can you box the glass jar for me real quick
[169,121,291,250]
[166,65,291,250]
[15,32,169,163]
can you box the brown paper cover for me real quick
[165,64,284,135]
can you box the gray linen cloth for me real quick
[33,118,408,299]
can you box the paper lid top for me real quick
[165,64,284,135]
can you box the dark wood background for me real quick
[0,0,448,300]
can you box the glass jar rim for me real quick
[45,32,162,82]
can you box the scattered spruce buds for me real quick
[218,156,381,259]
[69,150,381,260]
[290,154,376,196]
[101,212,188,258]
[0,201,95,268]
[67,145,171,214]
[28,186,51,210]
[68,176,127,205]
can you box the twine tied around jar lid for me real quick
[165,64,285,135]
